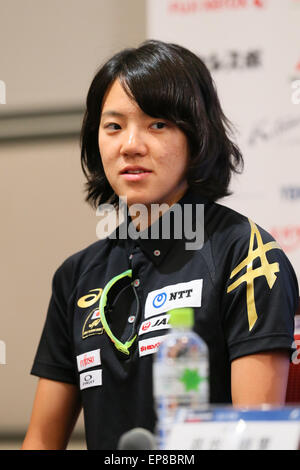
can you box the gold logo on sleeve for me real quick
[227,219,281,331]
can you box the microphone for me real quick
[117,427,157,450]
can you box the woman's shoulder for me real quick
[52,237,112,289]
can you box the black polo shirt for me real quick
[31,190,299,450]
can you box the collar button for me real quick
[153,249,161,257]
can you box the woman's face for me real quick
[98,79,189,210]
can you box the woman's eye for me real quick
[152,122,167,130]
[105,123,121,131]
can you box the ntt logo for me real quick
[153,293,167,308]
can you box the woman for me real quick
[22,40,298,450]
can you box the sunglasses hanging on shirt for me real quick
[99,269,141,356]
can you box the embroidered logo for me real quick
[77,288,102,309]
[82,308,104,339]
[77,288,104,339]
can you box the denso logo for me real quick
[168,0,266,14]
[139,335,167,357]
[141,341,162,353]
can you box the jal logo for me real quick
[139,314,171,336]
[153,293,167,308]
[142,321,151,332]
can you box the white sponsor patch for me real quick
[80,369,102,390]
[139,335,168,357]
[76,349,101,372]
[144,279,203,319]
[139,314,171,336]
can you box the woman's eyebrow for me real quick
[101,110,125,118]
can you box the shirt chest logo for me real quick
[77,288,104,339]
[139,335,167,357]
[77,288,102,309]
[76,348,101,372]
[144,279,203,319]
[82,308,104,339]
[79,369,102,390]
[139,314,171,336]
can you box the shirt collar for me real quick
[121,189,208,266]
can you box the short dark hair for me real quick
[80,39,243,208]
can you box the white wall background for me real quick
[147,0,300,282]
[0,0,146,445]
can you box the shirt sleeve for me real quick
[222,220,299,362]
[30,258,77,384]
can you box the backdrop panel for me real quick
[147,0,300,281]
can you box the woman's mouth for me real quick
[120,167,152,181]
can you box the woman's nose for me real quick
[120,129,147,156]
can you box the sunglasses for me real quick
[99,269,141,356]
